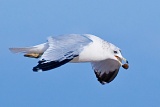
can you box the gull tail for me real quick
[9,43,49,58]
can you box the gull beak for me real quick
[115,56,129,69]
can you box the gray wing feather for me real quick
[91,59,121,84]
[40,34,92,61]
[32,34,92,71]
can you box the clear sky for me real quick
[1,0,160,107]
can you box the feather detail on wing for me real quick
[33,34,92,71]
[91,59,121,84]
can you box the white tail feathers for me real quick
[9,47,35,53]
[9,43,49,58]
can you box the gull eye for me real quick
[114,51,118,54]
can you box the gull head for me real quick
[110,44,129,69]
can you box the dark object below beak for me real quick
[122,64,129,69]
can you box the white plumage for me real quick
[9,34,129,84]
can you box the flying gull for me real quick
[9,34,129,84]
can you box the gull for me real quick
[9,34,129,84]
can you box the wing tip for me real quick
[94,69,119,84]
[32,58,73,72]
[33,66,42,72]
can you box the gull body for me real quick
[9,34,129,84]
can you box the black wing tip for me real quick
[94,69,119,84]
[32,58,74,72]
[32,66,41,72]
[32,61,57,72]
[94,71,108,85]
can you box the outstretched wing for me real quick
[91,59,121,84]
[33,34,92,71]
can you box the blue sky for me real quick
[1,0,160,106]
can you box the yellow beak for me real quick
[115,56,129,69]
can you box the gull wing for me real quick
[91,59,121,84]
[33,34,92,71]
